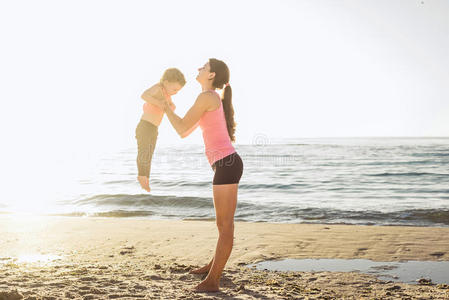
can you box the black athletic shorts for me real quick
[212,152,244,185]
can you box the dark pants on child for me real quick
[135,119,158,177]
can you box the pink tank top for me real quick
[142,85,175,118]
[143,102,163,115]
[199,90,236,166]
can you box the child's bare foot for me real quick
[193,279,219,293]
[137,176,151,192]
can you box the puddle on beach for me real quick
[248,258,449,284]
[0,254,63,265]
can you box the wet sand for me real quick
[1,214,449,299]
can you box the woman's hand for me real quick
[162,98,172,112]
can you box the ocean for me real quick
[2,137,448,227]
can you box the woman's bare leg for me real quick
[194,183,238,292]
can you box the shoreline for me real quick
[2,210,449,229]
[1,215,449,298]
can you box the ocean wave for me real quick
[67,191,449,227]
[355,160,439,166]
[102,180,135,185]
[278,207,449,226]
[239,183,308,190]
[101,179,211,188]
[48,206,449,227]
[73,194,216,209]
[72,194,256,211]
[242,154,303,158]
[156,180,210,188]
[91,210,155,218]
[45,210,154,218]
[366,172,449,177]
[411,152,449,157]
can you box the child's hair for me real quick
[160,68,186,86]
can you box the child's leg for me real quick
[145,128,158,178]
[135,120,159,190]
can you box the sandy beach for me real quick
[1,214,449,299]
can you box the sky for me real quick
[0,0,448,177]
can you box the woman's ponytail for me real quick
[222,85,236,142]
[209,58,236,142]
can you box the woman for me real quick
[163,58,244,292]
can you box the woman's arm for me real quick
[164,92,212,137]
[141,84,165,109]
[180,121,200,138]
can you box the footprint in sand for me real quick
[429,251,445,258]
[80,276,96,282]
[109,294,146,298]
[134,284,147,290]
[169,263,189,273]
[0,257,11,261]
[143,274,165,281]
[119,246,135,255]
[108,279,122,284]
[0,290,23,300]
[354,247,368,256]
[178,274,190,281]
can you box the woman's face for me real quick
[196,62,214,84]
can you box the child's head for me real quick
[160,68,186,96]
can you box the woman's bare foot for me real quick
[137,176,151,192]
[193,279,219,292]
[189,264,210,275]
[189,259,213,274]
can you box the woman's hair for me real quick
[209,58,236,142]
[160,68,186,86]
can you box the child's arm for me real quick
[141,84,165,109]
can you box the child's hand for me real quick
[156,98,166,108]
[166,98,176,111]
[160,85,172,101]
[162,98,172,112]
